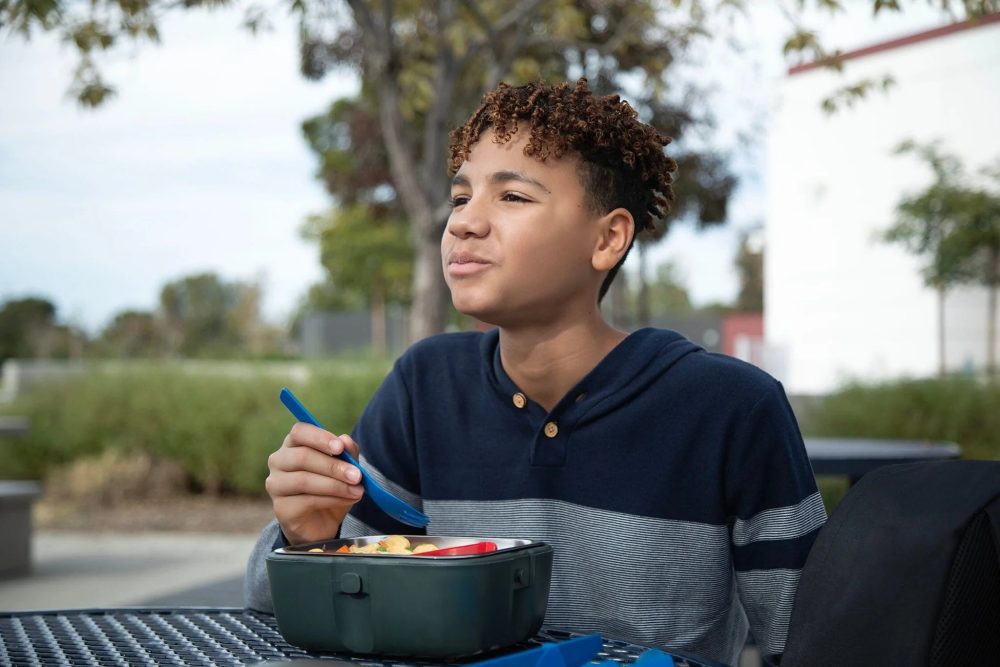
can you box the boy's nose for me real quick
[446,202,489,238]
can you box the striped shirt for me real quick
[245,328,825,666]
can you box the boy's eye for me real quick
[501,192,529,203]
[449,195,470,207]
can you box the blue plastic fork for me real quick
[279,387,430,528]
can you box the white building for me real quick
[765,14,1000,395]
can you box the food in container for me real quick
[266,534,554,657]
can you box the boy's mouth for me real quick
[447,251,492,277]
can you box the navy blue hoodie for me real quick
[245,328,825,665]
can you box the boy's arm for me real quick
[243,357,423,612]
[725,381,826,664]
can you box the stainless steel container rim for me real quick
[272,534,547,559]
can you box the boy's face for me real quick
[443,129,609,326]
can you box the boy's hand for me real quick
[265,423,365,545]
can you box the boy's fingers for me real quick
[337,434,361,459]
[266,470,365,499]
[270,446,362,484]
[285,422,339,455]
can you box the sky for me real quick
[0,2,954,334]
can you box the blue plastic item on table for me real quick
[632,648,676,667]
[467,636,680,667]
[469,634,603,667]
[279,387,430,528]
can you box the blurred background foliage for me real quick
[2,367,996,508]
[804,376,1000,510]
[803,377,1000,463]
[0,358,390,496]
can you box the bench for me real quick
[0,416,39,578]
[0,480,41,578]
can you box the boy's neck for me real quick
[498,314,627,413]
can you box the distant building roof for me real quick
[789,12,1000,75]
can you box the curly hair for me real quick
[448,78,677,301]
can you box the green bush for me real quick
[803,377,1000,461]
[0,359,390,496]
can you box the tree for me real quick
[884,141,978,377]
[944,163,1000,379]
[641,261,693,319]
[97,310,163,357]
[735,228,764,312]
[0,297,57,363]
[299,93,416,353]
[302,204,413,356]
[158,272,267,357]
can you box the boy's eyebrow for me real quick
[451,170,551,194]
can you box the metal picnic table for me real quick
[0,608,726,667]
[803,437,962,485]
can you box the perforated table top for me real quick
[0,609,725,667]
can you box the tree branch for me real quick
[343,0,381,43]
[344,0,431,226]
[460,0,544,59]
[486,23,530,89]
[520,13,645,58]
[420,0,458,194]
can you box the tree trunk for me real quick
[937,284,947,378]
[988,285,996,382]
[409,0,459,342]
[987,249,998,382]
[371,279,386,358]
[637,243,651,328]
[410,221,451,342]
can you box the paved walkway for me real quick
[0,530,258,611]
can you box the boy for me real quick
[245,79,825,666]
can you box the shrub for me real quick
[803,377,1000,461]
[0,359,390,496]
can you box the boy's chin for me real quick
[451,298,501,326]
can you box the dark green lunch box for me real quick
[266,535,554,657]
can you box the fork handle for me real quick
[279,387,364,470]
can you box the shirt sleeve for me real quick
[243,518,283,613]
[725,380,827,663]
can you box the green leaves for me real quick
[312,204,414,307]
[68,19,116,51]
[3,0,163,108]
[884,141,1000,293]
[820,75,895,114]
[782,28,820,57]
[68,57,117,107]
[872,0,902,14]
[0,0,63,35]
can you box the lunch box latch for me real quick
[513,562,531,590]
[339,572,364,595]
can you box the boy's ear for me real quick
[592,208,635,272]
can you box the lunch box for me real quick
[266,534,554,658]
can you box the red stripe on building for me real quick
[789,12,1000,76]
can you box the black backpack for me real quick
[782,460,1000,667]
